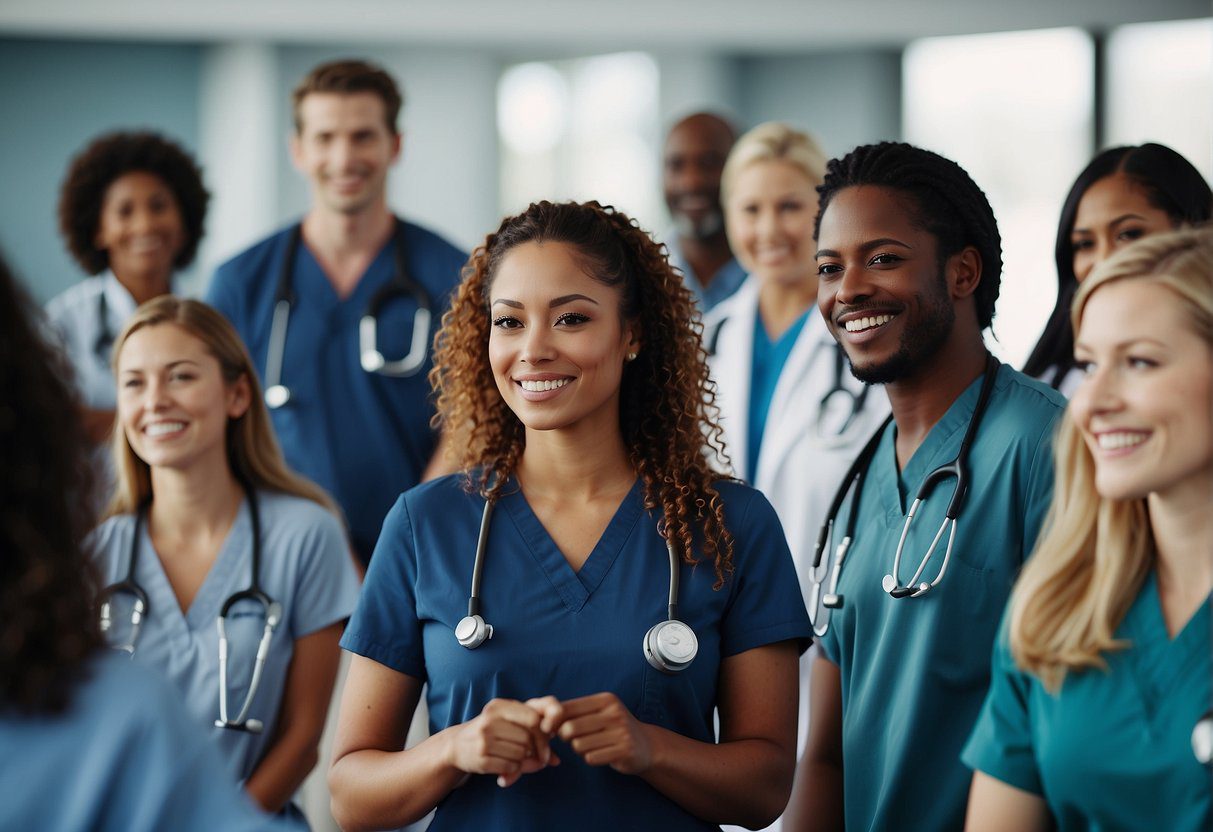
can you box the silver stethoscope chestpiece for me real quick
[360,349,386,373]
[264,384,290,410]
[643,620,698,674]
[1193,712,1213,765]
[455,614,493,649]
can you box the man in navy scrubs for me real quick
[207,59,465,564]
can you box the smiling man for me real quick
[206,59,465,564]
[783,143,1066,832]
[662,113,745,312]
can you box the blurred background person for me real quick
[92,297,360,828]
[46,130,209,454]
[662,112,746,312]
[1022,142,1211,395]
[0,251,282,832]
[705,121,889,832]
[964,228,1212,831]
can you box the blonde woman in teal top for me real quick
[963,228,1213,831]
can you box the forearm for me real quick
[244,728,322,814]
[783,754,844,832]
[640,724,794,829]
[329,725,466,832]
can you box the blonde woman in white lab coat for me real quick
[705,123,889,832]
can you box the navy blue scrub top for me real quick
[342,475,813,831]
[206,221,466,560]
[964,578,1213,831]
[817,365,1065,832]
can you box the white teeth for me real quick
[845,314,895,333]
[145,421,185,437]
[1097,431,1148,450]
[519,378,570,392]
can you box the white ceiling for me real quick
[1,0,1208,51]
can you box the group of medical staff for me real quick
[0,54,1210,832]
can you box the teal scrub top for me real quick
[963,574,1213,831]
[817,364,1065,832]
[746,308,810,484]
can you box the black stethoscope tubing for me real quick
[808,354,1000,634]
[263,218,433,409]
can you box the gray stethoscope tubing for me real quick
[96,485,281,734]
[93,288,115,364]
[815,345,871,447]
[455,496,699,674]
[263,219,433,410]
[807,355,999,635]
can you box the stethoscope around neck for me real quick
[454,497,699,674]
[262,218,433,410]
[808,354,1000,638]
[97,483,282,734]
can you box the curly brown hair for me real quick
[58,130,209,275]
[0,250,103,714]
[430,200,735,586]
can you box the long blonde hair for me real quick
[105,297,337,518]
[1010,227,1213,691]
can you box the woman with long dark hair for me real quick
[329,201,812,831]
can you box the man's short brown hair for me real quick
[292,59,403,135]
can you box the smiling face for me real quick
[1071,173,1175,283]
[487,241,638,437]
[94,171,186,284]
[815,185,961,384]
[291,92,401,217]
[663,116,733,240]
[116,323,250,474]
[1070,279,1213,502]
[726,159,819,288]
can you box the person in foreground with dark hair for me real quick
[963,228,1213,831]
[0,252,281,831]
[784,143,1065,832]
[1022,142,1212,396]
[47,130,209,449]
[329,201,812,831]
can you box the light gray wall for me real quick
[0,38,203,303]
[734,49,902,159]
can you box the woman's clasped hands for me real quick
[447,692,655,787]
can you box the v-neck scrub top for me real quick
[816,364,1065,832]
[206,221,466,560]
[90,491,361,791]
[341,475,813,831]
[963,576,1213,831]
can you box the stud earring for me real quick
[626,352,638,362]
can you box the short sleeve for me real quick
[961,613,1044,796]
[340,496,427,680]
[286,506,362,638]
[719,488,814,657]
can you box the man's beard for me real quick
[848,270,954,385]
[673,208,724,241]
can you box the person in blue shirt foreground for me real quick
[330,200,813,831]
[0,253,282,832]
[963,228,1213,831]
[785,143,1066,831]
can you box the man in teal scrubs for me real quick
[784,142,1065,831]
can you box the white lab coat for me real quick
[706,278,890,832]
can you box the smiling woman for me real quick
[89,296,360,829]
[328,200,813,832]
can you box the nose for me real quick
[1074,362,1123,418]
[834,261,875,308]
[330,137,355,171]
[143,376,172,411]
[519,323,556,365]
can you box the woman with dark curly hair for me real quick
[0,252,280,830]
[329,200,812,831]
[45,130,209,450]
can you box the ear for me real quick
[226,373,253,421]
[948,246,982,301]
[623,320,642,358]
[390,130,403,164]
[288,132,305,173]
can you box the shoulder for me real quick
[401,221,468,268]
[87,513,135,560]
[44,277,99,323]
[256,491,344,543]
[213,226,296,283]
[989,364,1066,440]
[402,472,478,515]
[711,479,780,533]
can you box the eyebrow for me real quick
[490,294,600,309]
[1072,214,1146,234]
[815,237,913,259]
[119,359,201,374]
[1073,336,1169,352]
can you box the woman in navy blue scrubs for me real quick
[964,228,1213,831]
[330,201,813,831]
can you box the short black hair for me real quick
[57,131,209,275]
[815,141,1003,330]
[1023,143,1213,379]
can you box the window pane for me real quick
[904,28,1093,369]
